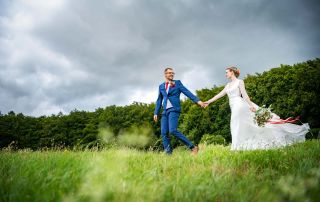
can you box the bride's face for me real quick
[225,69,233,79]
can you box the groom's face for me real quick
[165,69,175,81]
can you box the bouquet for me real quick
[253,105,272,127]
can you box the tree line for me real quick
[1,58,319,150]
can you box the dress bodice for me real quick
[226,79,241,99]
[207,78,251,106]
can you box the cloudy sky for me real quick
[0,0,319,116]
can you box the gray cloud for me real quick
[0,0,319,116]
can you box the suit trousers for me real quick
[161,107,195,154]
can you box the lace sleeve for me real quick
[239,80,253,107]
[207,85,227,104]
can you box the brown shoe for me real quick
[191,146,199,155]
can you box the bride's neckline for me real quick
[229,78,239,84]
[227,78,239,88]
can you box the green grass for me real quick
[1,140,320,202]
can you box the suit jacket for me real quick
[154,80,200,115]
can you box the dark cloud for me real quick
[0,0,319,116]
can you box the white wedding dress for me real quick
[208,79,310,150]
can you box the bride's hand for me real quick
[250,106,256,112]
[203,101,210,108]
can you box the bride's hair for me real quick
[226,66,240,78]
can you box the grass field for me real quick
[1,140,320,202]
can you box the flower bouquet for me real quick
[253,105,272,127]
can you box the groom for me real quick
[154,67,205,155]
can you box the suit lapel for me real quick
[167,85,173,95]
[167,80,176,95]
[161,80,176,96]
[161,83,168,96]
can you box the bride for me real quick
[204,66,310,150]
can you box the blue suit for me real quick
[154,80,200,154]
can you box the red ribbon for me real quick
[267,116,300,124]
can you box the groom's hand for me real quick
[153,115,158,122]
[197,101,205,108]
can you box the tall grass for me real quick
[1,140,320,202]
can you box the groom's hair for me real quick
[164,67,173,72]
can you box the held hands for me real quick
[197,101,206,108]
[200,100,212,108]
[203,101,210,108]
[198,101,211,108]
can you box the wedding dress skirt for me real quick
[229,96,309,150]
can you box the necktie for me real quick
[165,82,169,90]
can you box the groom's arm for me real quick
[177,80,201,104]
[154,86,163,116]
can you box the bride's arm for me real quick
[239,80,254,108]
[206,86,227,104]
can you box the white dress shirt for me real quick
[166,84,173,109]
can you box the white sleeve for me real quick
[207,85,227,104]
[239,80,253,107]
